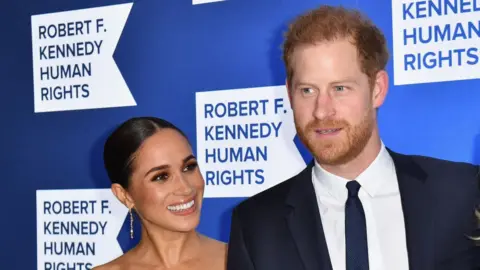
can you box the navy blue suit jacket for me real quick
[226,149,480,270]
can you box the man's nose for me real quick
[313,93,335,120]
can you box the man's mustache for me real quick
[306,119,349,130]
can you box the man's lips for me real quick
[314,128,343,135]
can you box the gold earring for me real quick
[129,208,134,239]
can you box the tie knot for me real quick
[346,180,361,197]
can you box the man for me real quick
[226,5,480,270]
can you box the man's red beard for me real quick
[295,110,374,166]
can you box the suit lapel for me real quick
[285,162,333,270]
[389,149,435,270]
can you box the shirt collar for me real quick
[312,141,398,201]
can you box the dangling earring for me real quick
[129,208,134,239]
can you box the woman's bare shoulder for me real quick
[92,254,129,270]
[92,261,121,270]
[212,241,227,270]
[201,235,227,268]
[202,235,227,253]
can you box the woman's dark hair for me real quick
[103,117,188,189]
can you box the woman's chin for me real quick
[164,215,201,233]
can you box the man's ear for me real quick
[372,70,389,109]
[111,183,134,209]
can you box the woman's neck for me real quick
[134,224,203,268]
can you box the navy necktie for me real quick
[345,180,369,270]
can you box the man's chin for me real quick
[311,145,350,165]
[315,154,344,165]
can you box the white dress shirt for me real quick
[311,142,410,270]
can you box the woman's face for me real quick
[122,129,205,233]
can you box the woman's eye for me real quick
[153,173,168,181]
[183,162,198,172]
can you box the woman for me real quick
[94,117,226,270]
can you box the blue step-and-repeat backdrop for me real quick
[1,0,479,269]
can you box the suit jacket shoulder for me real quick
[232,162,313,224]
[410,153,478,173]
[389,150,480,187]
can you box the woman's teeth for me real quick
[167,200,194,212]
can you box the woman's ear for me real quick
[111,183,135,209]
